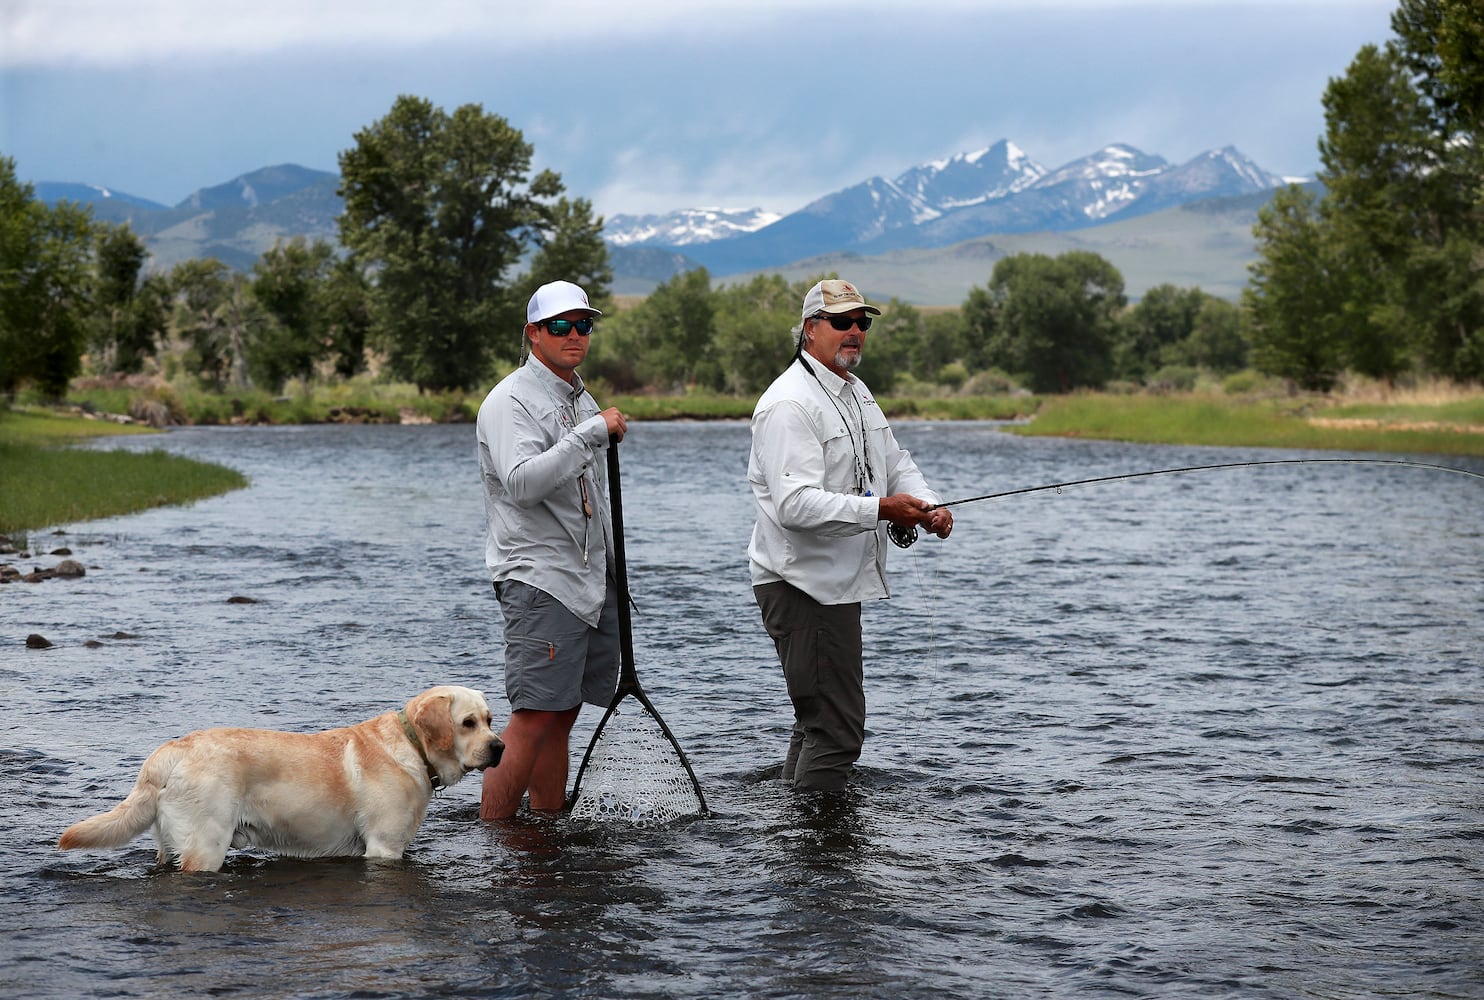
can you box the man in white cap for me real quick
[748,278,953,792]
[476,280,628,819]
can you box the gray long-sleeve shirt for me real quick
[477,359,614,626]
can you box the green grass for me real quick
[1018,393,1484,456]
[0,410,249,535]
[52,376,480,426]
[1325,396,1484,425]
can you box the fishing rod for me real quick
[887,457,1484,547]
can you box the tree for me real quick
[1176,297,1248,374]
[709,273,798,396]
[171,259,264,390]
[0,157,96,398]
[337,95,562,392]
[1116,284,1205,382]
[1244,186,1345,390]
[1243,1,1484,383]
[853,297,919,395]
[248,237,337,391]
[1317,43,1429,380]
[322,256,372,379]
[91,223,167,375]
[920,309,968,382]
[597,267,717,391]
[970,251,1124,393]
[517,197,614,323]
[1388,0,1484,378]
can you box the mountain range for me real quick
[34,140,1303,302]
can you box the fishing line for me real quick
[888,458,1484,547]
[900,528,945,721]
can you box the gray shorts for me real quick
[495,580,620,711]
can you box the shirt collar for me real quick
[798,350,853,396]
[524,355,585,398]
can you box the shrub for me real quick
[959,369,1022,396]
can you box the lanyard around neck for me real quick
[796,352,875,496]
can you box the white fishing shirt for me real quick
[748,352,939,605]
[477,359,614,627]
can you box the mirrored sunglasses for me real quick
[814,314,872,332]
[543,317,595,337]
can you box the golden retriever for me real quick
[58,685,503,872]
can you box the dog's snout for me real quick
[486,738,504,769]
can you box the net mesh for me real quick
[569,705,704,827]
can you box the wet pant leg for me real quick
[754,582,865,791]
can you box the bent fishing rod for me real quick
[888,457,1484,548]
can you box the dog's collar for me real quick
[397,710,445,790]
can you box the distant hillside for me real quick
[35,182,168,212]
[715,185,1322,306]
[36,164,343,272]
[33,156,1315,301]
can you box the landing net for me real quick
[569,704,705,827]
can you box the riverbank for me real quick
[1024,390,1484,456]
[4,376,1481,534]
[40,373,1484,454]
[0,410,248,536]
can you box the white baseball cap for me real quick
[527,280,602,324]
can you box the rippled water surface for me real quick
[3,421,1482,999]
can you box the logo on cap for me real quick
[821,281,863,307]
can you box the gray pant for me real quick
[495,580,621,711]
[754,581,865,791]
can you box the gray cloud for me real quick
[2,1,1394,215]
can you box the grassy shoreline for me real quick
[4,378,1481,535]
[0,410,249,536]
[1020,393,1484,456]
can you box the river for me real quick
[2,420,1481,998]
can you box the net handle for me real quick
[608,434,640,695]
[568,436,708,814]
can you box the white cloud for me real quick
[2,0,1390,214]
[1,0,1379,68]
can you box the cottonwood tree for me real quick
[1176,297,1248,374]
[92,224,169,375]
[0,157,97,398]
[516,197,614,319]
[170,259,264,390]
[337,95,562,392]
[709,273,798,396]
[597,267,717,391]
[1245,186,1345,390]
[1247,0,1484,383]
[1116,284,1206,383]
[248,237,338,391]
[322,256,372,379]
[967,251,1124,393]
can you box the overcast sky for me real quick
[2,0,1396,217]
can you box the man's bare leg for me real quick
[480,706,581,820]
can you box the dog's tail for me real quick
[58,745,174,851]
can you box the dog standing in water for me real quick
[59,685,503,872]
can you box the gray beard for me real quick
[834,350,861,371]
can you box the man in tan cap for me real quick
[747,278,953,791]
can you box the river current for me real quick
[2,420,1481,998]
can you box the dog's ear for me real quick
[410,691,455,757]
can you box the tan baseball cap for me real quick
[800,279,882,322]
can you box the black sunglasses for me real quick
[813,314,873,332]
[543,317,595,337]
